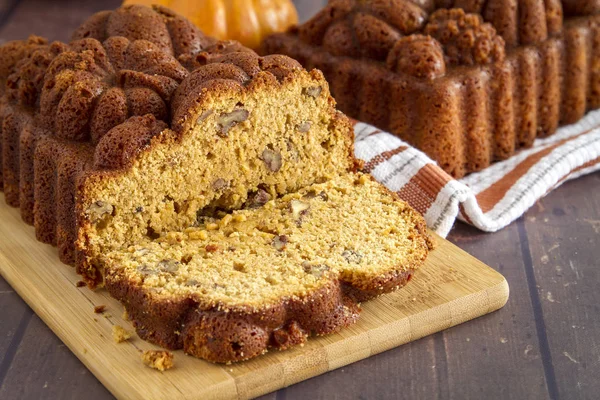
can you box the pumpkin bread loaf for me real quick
[0,5,432,362]
[262,0,600,178]
[104,173,430,362]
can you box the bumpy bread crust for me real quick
[263,1,600,177]
[424,8,505,65]
[386,34,446,79]
[41,36,187,143]
[71,4,217,63]
[0,35,48,91]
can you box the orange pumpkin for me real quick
[123,0,298,49]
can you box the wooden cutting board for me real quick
[0,196,508,400]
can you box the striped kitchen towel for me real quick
[354,110,600,238]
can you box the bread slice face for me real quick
[103,173,431,363]
[76,64,355,286]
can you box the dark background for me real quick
[0,1,599,399]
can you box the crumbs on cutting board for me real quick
[113,325,132,343]
[76,280,86,287]
[94,305,106,314]
[141,350,174,371]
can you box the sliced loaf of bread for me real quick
[0,4,433,363]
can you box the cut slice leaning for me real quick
[103,173,432,363]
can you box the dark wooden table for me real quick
[0,1,598,399]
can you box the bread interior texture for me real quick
[78,72,353,277]
[104,174,429,308]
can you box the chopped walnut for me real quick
[303,190,328,201]
[261,147,282,172]
[212,178,228,191]
[302,262,330,278]
[217,108,249,137]
[290,200,310,220]
[196,109,213,124]
[296,121,312,133]
[342,249,363,264]
[245,189,270,209]
[272,235,288,251]
[86,201,113,223]
[157,259,180,273]
[303,85,322,98]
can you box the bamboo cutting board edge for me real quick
[0,198,508,400]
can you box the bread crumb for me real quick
[122,310,129,321]
[83,348,88,354]
[103,313,113,319]
[76,280,86,287]
[94,305,106,314]
[141,350,174,371]
[188,230,208,240]
[563,351,580,364]
[233,214,246,222]
[112,325,132,343]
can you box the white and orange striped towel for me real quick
[354,110,600,238]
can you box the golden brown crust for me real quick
[40,36,187,143]
[386,34,446,79]
[0,35,48,92]
[93,115,168,170]
[562,0,600,16]
[170,50,303,133]
[262,4,600,178]
[425,8,505,65]
[105,260,410,363]
[71,4,217,60]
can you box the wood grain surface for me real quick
[0,1,599,399]
[0,192,508,400]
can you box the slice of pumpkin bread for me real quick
[103,173,431,363]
